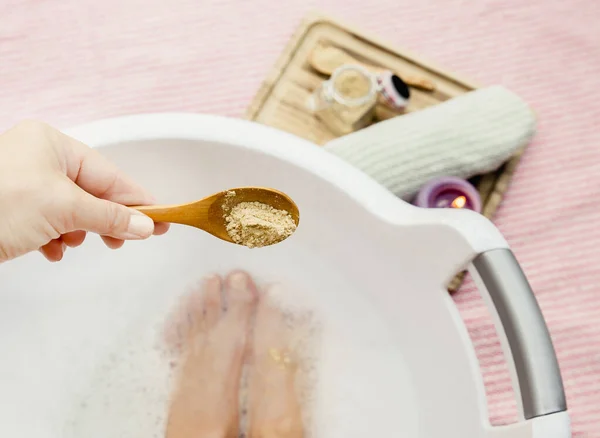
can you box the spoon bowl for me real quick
[134,187,300,246]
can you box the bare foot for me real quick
[248,289,304,438]
[165,272,258,438]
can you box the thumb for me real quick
[71,191,155,240]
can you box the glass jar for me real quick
[307,64,378,112]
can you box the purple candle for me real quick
[414,176,482,213]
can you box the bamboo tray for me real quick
[245,13,525,293]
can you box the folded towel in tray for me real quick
[324,85,535,200]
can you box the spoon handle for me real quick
[133,204,203,226]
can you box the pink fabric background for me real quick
[1,0,599,435]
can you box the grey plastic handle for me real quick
[472,249,567,420]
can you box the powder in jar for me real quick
[332,69,372,100]
[224,201,297,248]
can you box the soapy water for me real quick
[63,311,174,438]
[64,276,318,438]
[64,274,414,438]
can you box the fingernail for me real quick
[125,214,155,239]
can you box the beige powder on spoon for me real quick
[223,193,296,248]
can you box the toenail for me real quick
[229,272,248,289]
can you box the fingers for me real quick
[59,131,156,206]
[59,226,166,253]
[39,239,66,262]
[154,222,170,236]
[101,235,125,249]
[1,121,168,264]
[62,230,86,248]
[41,235,123,261]
[56,129,170,242]
[66,187,155,240]
[55,189,168,252]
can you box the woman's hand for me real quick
[0,120,169,263]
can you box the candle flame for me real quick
[451,196,467,209]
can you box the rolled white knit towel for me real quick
[324,85,535,199]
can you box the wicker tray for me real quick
[245,13,525,292]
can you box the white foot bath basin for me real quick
[0,114,569,438]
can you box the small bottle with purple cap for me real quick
[376,70,411,110]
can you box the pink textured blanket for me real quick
[1,0,598,435]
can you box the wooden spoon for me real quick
[134,187,300,246]
[309,43,436,92]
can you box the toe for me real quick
[185,284,207,338]
[224,271,258,323]
[254,293,282,338]
[164,287,203,354]
[202,275,223,330]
